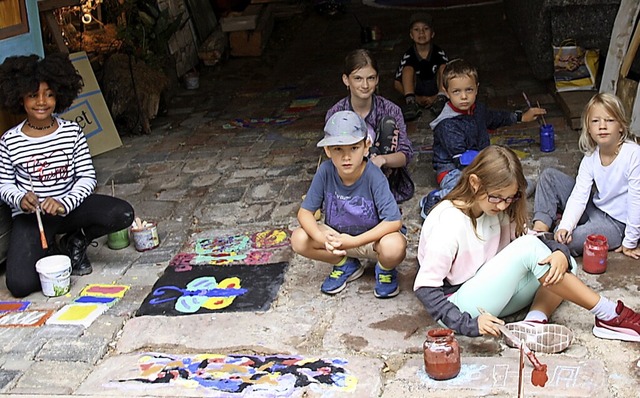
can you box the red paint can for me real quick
[423,328,460,380]
[583,234,608,274]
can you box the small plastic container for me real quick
[423,328,461,380]
[540,124,555,152]
[131,222,160,252]
[35,255,71,297]
[583,234,608,274]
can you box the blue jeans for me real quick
[438,169,462,199]
[533,167,625,256]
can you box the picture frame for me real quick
[0,0,29,40]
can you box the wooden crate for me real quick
[220,5,263,32]
[552,86,595,130]
[229,5,274,57]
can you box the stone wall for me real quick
[156,0,200,77]
[504,0,620,81]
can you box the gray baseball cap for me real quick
[317,111,368,147]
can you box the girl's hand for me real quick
[522,107,547,123]
[41,197,64,216]
[478,313,504,337]
[538,251,568,286]
[20,192,39,213]
[555,229,572,244]
[615,245,640,260]
[369,154,387,168]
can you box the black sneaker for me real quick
[402,102,421,122]
[430,95,448,116]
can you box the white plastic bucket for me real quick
[35,255,71,297]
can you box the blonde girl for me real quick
[415,145,640,348]
[531,93,640,258]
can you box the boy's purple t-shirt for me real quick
[301,160,401,236]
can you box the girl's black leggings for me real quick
[5,194,134,297]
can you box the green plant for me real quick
[114,0,184,69]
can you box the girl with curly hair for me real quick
[0,53,134,297]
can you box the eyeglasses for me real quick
[486,192,521,204]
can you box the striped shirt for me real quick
[0,118,96,217]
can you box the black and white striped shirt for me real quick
[0,118,96,217]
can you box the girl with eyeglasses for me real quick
[531,93,640,259]
[414,145,640,348]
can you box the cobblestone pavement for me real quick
[0,2,638,397]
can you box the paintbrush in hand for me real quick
[522,92,543,126]
[537,100,548,126]
[29,175,48,250]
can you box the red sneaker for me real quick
[505,320,573,353]
[593,300,640,342]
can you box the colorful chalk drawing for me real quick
[80,284,130,298]
[169,252,196,272]
[0,301,30,312]
[175,228,291,267]
[222,95,321,129]
[112,353,357,396]
[417,361,597,393]
[74,296,118,306]
[0,310,53,327]
[46,303,108,327]
[149,276,248,313]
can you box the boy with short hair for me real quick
[420,59,546,217]
[291,111,406,298]
[394,12,449,121]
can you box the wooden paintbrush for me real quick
[29,175,48,250]
[522,92,543,127]
[536,100,547,126]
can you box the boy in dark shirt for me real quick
[394,13,449,121]
[421,59,545,217]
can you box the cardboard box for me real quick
[229,5,274,57]
[220,5,262,32]
[61,52,122,156]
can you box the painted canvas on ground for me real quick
[0,301,29,312]
[0,310,53,327]
[136,262,288,316]
[79,284,130,298]
[108,352,357,396]
[46,303,108,327]
[172,228,291,271]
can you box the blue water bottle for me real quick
[540,124,555,152]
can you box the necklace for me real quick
[25,117,55,131]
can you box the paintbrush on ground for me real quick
[29,175,48,250]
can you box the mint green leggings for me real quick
[449,235,578,318]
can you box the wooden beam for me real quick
[600,0,640,93]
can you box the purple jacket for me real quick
[326,95,415,202]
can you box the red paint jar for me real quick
[423,328,461,380]
[583,234,608,274]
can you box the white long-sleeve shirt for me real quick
[0,118,96,217]
[558,141,640,248]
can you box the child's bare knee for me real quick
[290,227,310,254]
[377,233,407,261]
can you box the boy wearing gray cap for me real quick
[394,12,449,120]
[291,111,406,298]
